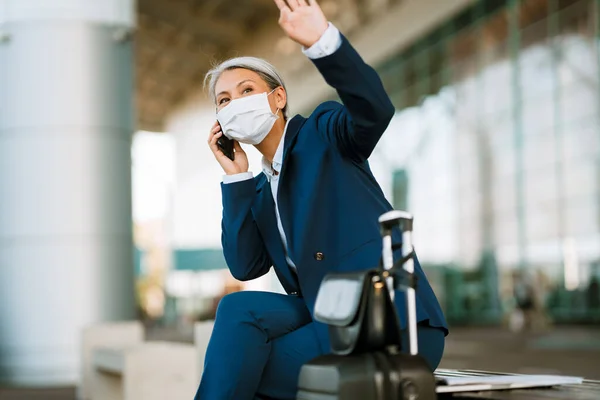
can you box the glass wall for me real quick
[371,0,600,325]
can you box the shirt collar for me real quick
[262,118,290,181]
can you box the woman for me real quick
[196,1,448,399]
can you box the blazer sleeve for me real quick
[311,34,396,163]
[221,179,272,281]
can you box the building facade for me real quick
[370,0,600,324]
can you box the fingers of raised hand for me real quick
[287,0,301,10]
[273,0,290,11]
[278,6,292,23]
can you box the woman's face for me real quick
[214,68,286,114]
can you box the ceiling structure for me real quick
[134,0,401,132]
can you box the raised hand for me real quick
[207,121,249,175]
[273,0,329,48]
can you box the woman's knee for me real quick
[417,326,446,371]
[401,325,445,370]
[216,291,257,318]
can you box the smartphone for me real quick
[216,129,234,161]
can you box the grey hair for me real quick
[204,56,288,118]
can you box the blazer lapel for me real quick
[275,115,306,263]
[252,176,299,293]
[280,114,305,178]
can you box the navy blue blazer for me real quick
[220,35,448,352]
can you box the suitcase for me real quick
[297,211,437,400]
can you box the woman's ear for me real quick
[275,86,287,112]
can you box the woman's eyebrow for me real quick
[236,79,255,87]
[216,79,256,98]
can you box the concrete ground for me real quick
[1,325,599,400]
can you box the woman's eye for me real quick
[243,88,253,94]
[218,98,229,105]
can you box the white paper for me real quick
[434,372,583,394]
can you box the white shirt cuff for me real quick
[222,171,254,184]
[302,22,342,59]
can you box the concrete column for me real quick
[0,0,136,386]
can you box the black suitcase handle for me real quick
[378,211,419,356]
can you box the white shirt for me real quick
[222,23,343,271]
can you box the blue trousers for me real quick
[194,291,445,400]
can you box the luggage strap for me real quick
[379,249,418,290]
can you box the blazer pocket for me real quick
[334,237,381,272]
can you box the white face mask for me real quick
[216,89,279,145]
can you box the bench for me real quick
[90,341,198,400]
[81,322,600,399]
[80,320,215,400]
[194,320,214,375]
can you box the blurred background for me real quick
[1,0,600,397]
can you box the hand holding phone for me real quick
[217,134,235,161]
[208,121,249,175]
